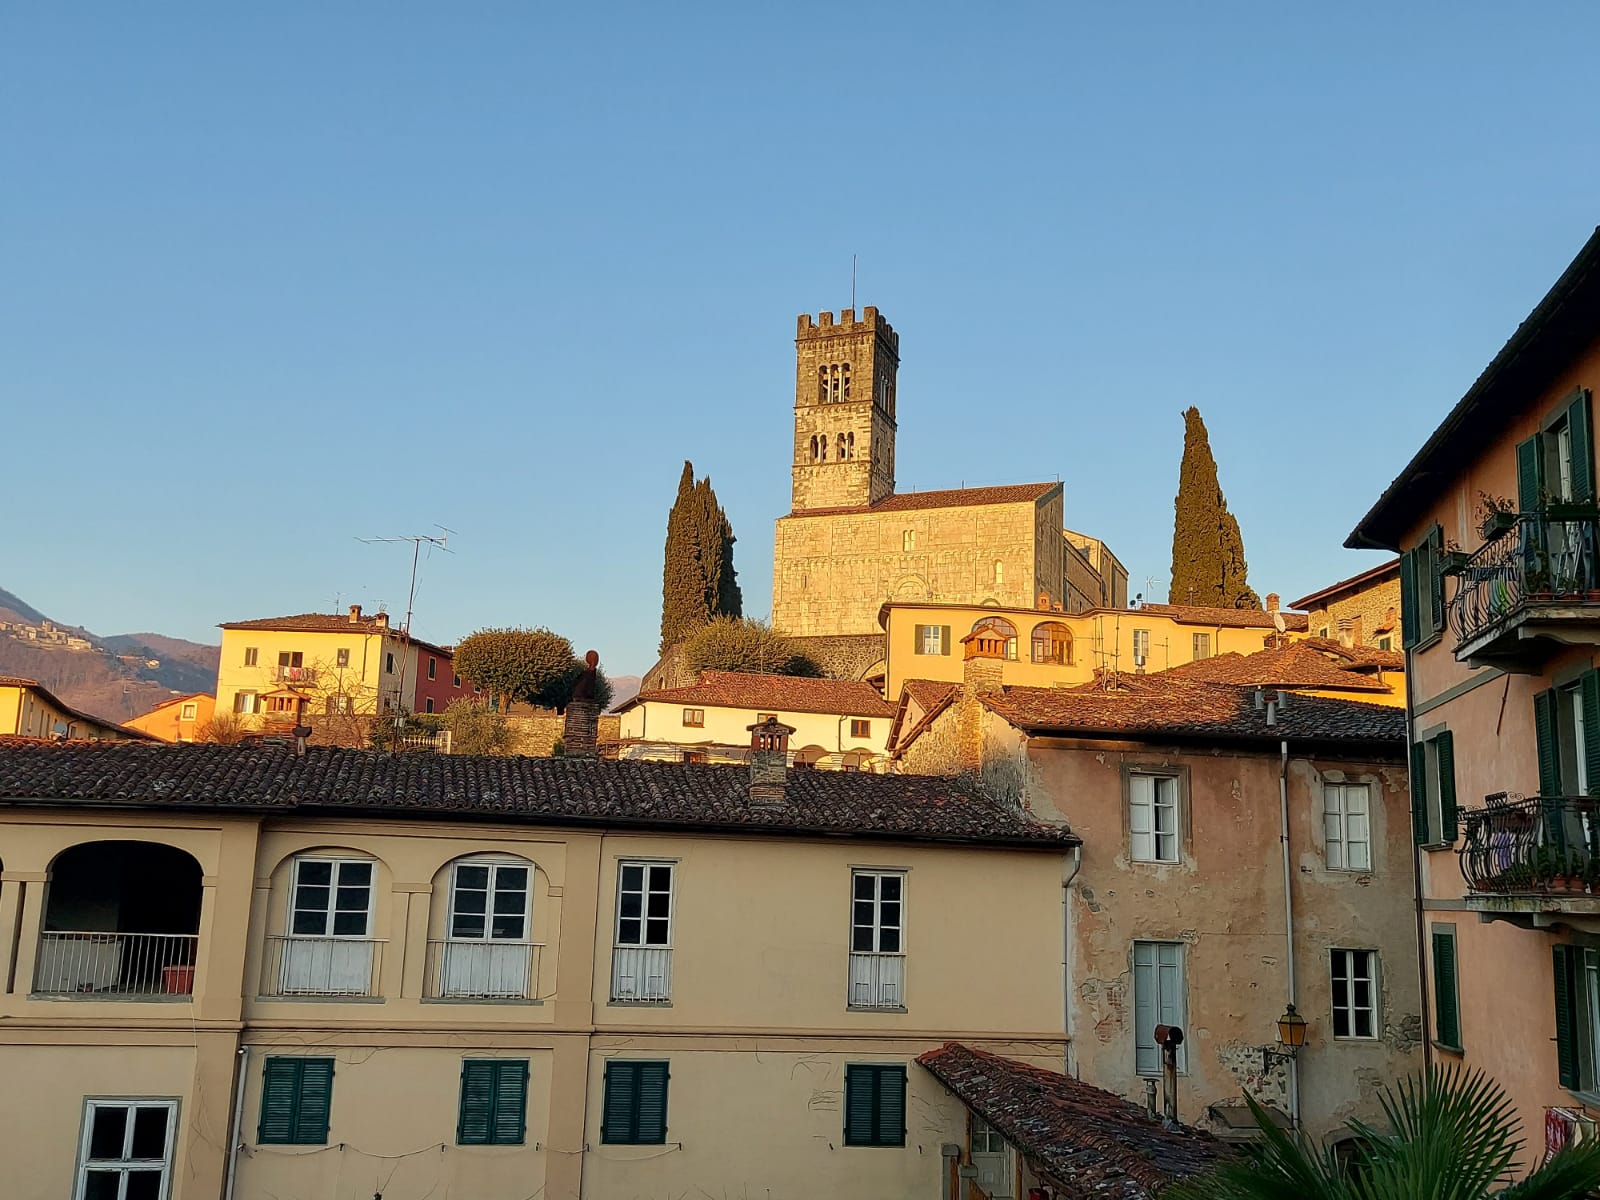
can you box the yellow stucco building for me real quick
[770,309,1127,639]
[0,726,1076,1200]
[0,676,147,741]
[124,693,216,743]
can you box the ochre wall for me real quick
[617,701,889,762]
[126,694,215,742]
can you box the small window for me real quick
[914,625,950,656]
[757,712,777,724]
[1133,941,1186,1075]
[453,672,462,687]
[1410,730,1457,847]
[1324,783,1372,871]
[1431,925,1461,1050]
[1191,632,1212,660]
[1376,635,1393,651]
[425,697,435,714]
[1031,621,1072,665]
[277,651,303,669]
[844,1064,907,1147]
[336,648,350,668]
[324,694,353,716]
[903,530,915,552]
[233,691,258,715]
[616,862,674,949]
[179,702,198,721]
[1132,629,1150,661]
[385,653,395,673]
[428,657,437,680]
[851,871,904,955]
[1129,773,1179,863]
[850,719,871,738]
[602,1061,669,1145]
[1319,627,1330,640]
[258,1057,335,1145]
[1555,943,1600,1092]
[682,708,704,728]
[993,560,1003,586]
[1331,949,1378,1038]
[244,647,259,667]
[457,1060,528,1145]
[1400,525,1444,649]
[76,1099,178,1199]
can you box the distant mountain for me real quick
[609,675,642,707]
[0,587,219,726]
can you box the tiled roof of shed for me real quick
[887,680,961,758]
[1159,643,1392,692]
[619,671,895,719]
[792,481,1059,517]
[1131,604,1310,631]
[0,741,1077,848]
[1300,638,1406,671]
[984,676,1404,746]
[917,1044,1227,1198]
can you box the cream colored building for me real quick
[770,309,1124,639]
[613,670,895,770]
[0,725,1075,1200]
[0,676,147,741]
[880,597,1310,700]
[1289,560,1403,651]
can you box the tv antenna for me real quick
[851,253,857,312]
[358,526,455,713]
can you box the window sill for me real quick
[608,998,673,1008]
[1432,1040,1464,1055]
[847,1005,909,1014]
[255,994,385,1004]
[843,1141,907,1149]
[1409,633,1443,655]
[1330,1035,1382,1044]
[422,997,542,1006]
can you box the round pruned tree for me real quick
[453,627,578,714]
[684,616,818,677]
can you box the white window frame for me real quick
[1330,948,1379,1040]
[1191,632,1212,660]
[233,691,258,715]
[682,708,704,728]
[243,647,258,667]
[903,530,915,551]
[1323,782,1372,872]
[75,1097,179,1200]
[615,861,675,949]
[448,857,532,945]
[850,870,906,955]
[1133,941,1186,1075]
[1132,629,1150,660]
[179,703,198,722]
[1128,773,1179,864]
[289,856,375,939]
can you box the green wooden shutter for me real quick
[635,1062,669,1144]
[457,1061,495,1145]
[258,1058,302,1145]
[1518,434,1546,512]
[490,1062,529,1145]
[1431,931,1460,1049]
[1536,689,1562,796]
[601,1062,636,1144]
[1410,741,1429,847]
[1569,390,1595,503]
[844,1065,876,1145]
[293,1058,334,1144]
[940,626,951,655]
[1399,550,1418,650]
[879,1066,907,1146]
[1555,945,1580,1089]
[1427,526,1445,633]
[1583,673,1600,796]
[1436,731,1458,843]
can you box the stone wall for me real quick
[791,310,898,512]
[504,711,621,757]
[1303,573,1402,648]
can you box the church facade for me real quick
[771,308,1123,640]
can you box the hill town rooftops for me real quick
[1129,602,1311,632]
[1158,642,1394,692]
[0,740,1078,849]
[617,671,896,719]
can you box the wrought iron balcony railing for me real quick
[1447,511,1600,649]
[33,932,198,997]
[1459,793,1600,895]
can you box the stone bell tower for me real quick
[790,307,898,512]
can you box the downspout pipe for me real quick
[1279,739,1301,1128]
[1404,650,1433,1074]
[223,1044,249,1200]
[1063,844,1083,1076]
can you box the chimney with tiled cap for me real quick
[1265,593,1280,613]
[747,716,796,807]
[563,650,602,759]
[348,604,363,623]
[374,610,390,630]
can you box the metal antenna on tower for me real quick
[357,526,456,718]
[851,254,857,312]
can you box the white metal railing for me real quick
[425,940,541,1000]
[33,932,199,998]
[610,945,672,1003]
[262,935,383,998]
[848,952,906,1009]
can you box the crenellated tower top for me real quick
[790,307,898,511]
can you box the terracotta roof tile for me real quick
[0,741,1078,848]
[792,482,1059,517]
[1288,559,1400,610]
[1300,638,1406,671]
[1159,643,1392,692]
[620,671,895,719]
[984,676,1404,746]
[0,678,157,740]
[218,613,453,657]
[917,1043,1228,1197]
[1131,603,1310,631]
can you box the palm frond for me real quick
[1165,1092,1343,1200]
[1499,1137,1600,1200]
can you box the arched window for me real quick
[970,616,1018,661]
[841,363,851,401]
[819,435,828,461]
[1031,621,1073,665]
[847,432,855,459]
[432,855,535,999]
[829,364,841,403]
[837,433,847,460]
[818,367,829,404]
[994,560,1004,586]
[276,852,379,996]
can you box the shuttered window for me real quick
[1133,941,1186,1075]
[1522,388,1596,510]
[1400,524,1444,649]
[915,625,951,656]
[1555,945,1581,1089]
[457,1060,528,1145]
[601,1061,669,1145]
[1534,672,1600,806]
[1431,927,1461,1051]
[843,1064,906,1147]
[1409,731,1457,847]
[258,1057,335,1145]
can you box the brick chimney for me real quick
[959,643,1005,773]
[563,650,602,759]
[374,610,390,630]
[747,716,795,807]
[1265,593,1280,613]
[348,604,362,623]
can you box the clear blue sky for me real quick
[6,4,1600,675]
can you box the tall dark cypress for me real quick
[1168,407,1260,609]
[660,462,741,653]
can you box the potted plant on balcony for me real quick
[1476,492,1519,541]
[1534,844,1560,892]
[1584,851,1600,895]
[1500,862,1534,893]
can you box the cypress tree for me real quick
[660,462,742,652]
[1169,407,1261,610]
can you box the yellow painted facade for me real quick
[125,693,216,743]
[0,796,1069,1199]
[0,679,142,740]
[616,699,890,768]
[881,601,1293,699]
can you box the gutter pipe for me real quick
[1279,739,1301,1128]
[1063,843,1083,1076]
[223,1044,249,1200]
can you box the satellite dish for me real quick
[1272,611,1287,634]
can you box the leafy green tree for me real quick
[432,698,514,756]
[1168,1065,1600,1200]
[684,617,818,677]
[453,627,578,713]
[660,461,742,652]
[1169,406,1260,609]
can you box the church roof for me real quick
[791,481,1060,517]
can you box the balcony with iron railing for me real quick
[1446,511,1600,667]
[276,664,318,683]
[261,935,384,998]
[848,951,906,1011]
[1459,794,1600,925]
[33,932,199,999]
[610,945,672,1004]
[424,940,541,1001]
